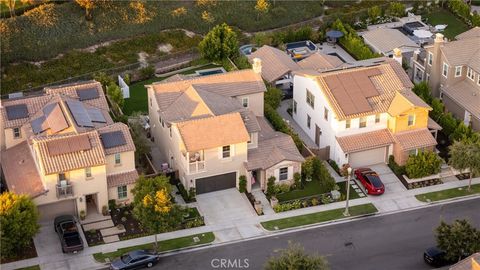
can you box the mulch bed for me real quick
[83,229,104,247]
[456,173,471,180]
[110,206,148,241]
[0,239,37,264]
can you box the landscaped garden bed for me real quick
[0,239,37,264]
[83,229,104,247]
[455,173,471,181]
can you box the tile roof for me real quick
[428,117,443,130]
[455,27,480,40]
[34,131,106,175]
[162,74,189,83]
[176,112,250,152]
[442,80,480,119]
[107,170,139,188]
[1,95,53,128]
[98,123,136,155]
[361,28,419,54]
[392,128,437,151]
[44,81,109,111]
[248,45,300,82]
[449,252,480,270]
[297,52,345,71]
[336,129,394,153]
[388,91,431,116]
[1,141,46,198]
[440,37,480,73]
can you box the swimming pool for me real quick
[239,44,255,56]
[195,67,227,76]
[286,40,318,51]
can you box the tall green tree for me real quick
[449,140,480,191]
[198,23,239,61]
[107,82,124,109]
[367,6,382,23]
[386,2,406,17]
[265,242,329,270]
[436,219,480,262]
[132,175,183,251]
[0,192,40,259]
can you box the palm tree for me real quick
[449,139,480,191]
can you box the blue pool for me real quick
[239,44,255,56]
[196,67,226,76]
[286,40,317,51]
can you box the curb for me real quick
[423,193,480,205]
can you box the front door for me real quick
[315,125,321,146]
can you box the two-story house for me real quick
[292,59,438,167]
[0,81,137,221]
[147,63,304,194]
[412,29,480,130]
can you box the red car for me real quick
[354,168,385,195]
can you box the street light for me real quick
[343,167,353,217]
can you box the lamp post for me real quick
[343,167,353,217]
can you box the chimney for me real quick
[252,58,262,74]
[393,48,402,65]
[434,33,444,44]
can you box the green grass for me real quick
[415,183,480,202]
[261,203,378,231]
[93,232,215,263]
[425,9,469,40]
[276,180,360,202]
[14,266,40,270]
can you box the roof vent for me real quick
[18,159,25,165]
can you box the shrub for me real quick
[449,122,476,143]
[188,187,196,201]
[311,197,319,206]
[430,98,444,120]
[264,87,283,109]
[264,103,303,151]
[293,172,301,189]
[439,112,459,137]
[233,56,251,70]
[266,176,276,197]
[107,82,124,108]
[388,155,406,176]
[273,200,302,212]
[328,160,340,175]
[108,199,117,211]
[139,65,155,80]
[331,19,381,60]
[405,151,442,179]
[275,183,291,194]
[412,82,433,104]
[102,205,109,216]
[238,175,247,193]
[199,23,239,61]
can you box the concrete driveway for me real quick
[195,189,257,226]
[368,163,407,194]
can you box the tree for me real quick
[386,2,406,18]
[107,82,124,109]
[0,192,40,259]
[265,242,329,270]
[75,0,95,20]
[264,87,283,109]
[198,23,239,61]
[132,175,183,251]
[367,6,382,23]
[436,219,480,262]
[130,113,151,165]
[255,0,270,20]
[449,140,480,191]
[405,150,442,179]
[2,0,15,17]
[412,82,432,104]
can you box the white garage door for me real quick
[37,199,77,223]
[349,147,387,168]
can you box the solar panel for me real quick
[31,116,47,134]
[65,100,94,127]
[87,108,106,123]
[100,131,126,149]
[5,104,28,120]
[76,88,99,101]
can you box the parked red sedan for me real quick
[354,168,385,195]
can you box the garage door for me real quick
[37,199,77,223]
[196,172,236,194]
[349,147,387,168]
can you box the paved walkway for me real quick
[277,100,318,149]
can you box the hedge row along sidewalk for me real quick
[93,232,215,263]
[261,203,378,231]
[415,184,480,202]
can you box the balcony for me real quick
[189,160,206,174]
[56,183,74,198]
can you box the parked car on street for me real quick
[110,250,160,270]
[54,215,84,253]
[354,168,385,195]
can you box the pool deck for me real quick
[316,42,356,63]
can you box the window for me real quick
[242,97,249,108]
[408,114,415,126]
[375,114,380,123]
[307,114,311,129]
[345,119,351,129]
[324,107,329,121]
[467,67,474,80]
[408,149,417,156]
[477,74,480,86]
[442,62,448,77]
[293,100,297,114]
[13,127,21,139]
[428,52,433,65]
[359,117,367,128]
[306,89,315,109]
[85,167,92,178]
[279,167,288,181]
[117,185,127,199]
[115,153,121,165]
[455,66,462,77]
[222,145,231,158]
[58,173,67,181]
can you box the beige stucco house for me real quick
[146,66,304,194]
[0,81,137,222]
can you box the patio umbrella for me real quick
[413,29,433,39]
[326,30,344,39]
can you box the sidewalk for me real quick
[3,177,480,270]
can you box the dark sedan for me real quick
[110,250,160,270]
[354,168,385,195]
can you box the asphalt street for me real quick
[155,198,480,270]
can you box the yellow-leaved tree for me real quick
[255,0,270,20]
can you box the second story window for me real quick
[58,172,67,182]
[307,114,311,129]
[428,52,433,66]
[85,167,92,178]
[293,100,297,114]
[345,119,351,129]
[242,97,249,108]
[306,89,315,109]
[467,67,474,80]
[115,153,121,165]
[442,62,448,77]
[455,66,462,77]
[359,117,367,128]
[375,114,381,123]
[408,114,415,126]
[324,107,329,121]
[13,127,21,139]
[222,145,231,158]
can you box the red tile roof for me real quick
[336,129,394,153]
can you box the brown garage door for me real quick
[196,172,236,194]
[37,199,77,223]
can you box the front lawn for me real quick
[425,9,469,39]
[261,203,378,231]
[93,232,215,263]
[14,266,40,270]
[276,180,360,202]
[415,184,480,202]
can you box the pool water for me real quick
[195,67,226,76]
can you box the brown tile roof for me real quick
[240,110,261,133]
[442,80,480,119]
[44,81,109,111]
[1,141,46,198]
[163,74,189,83]
[98,123,136,155]
[107,170,139,188]
[336,129,394,153]
[297,52,344,71]
[441,37,480,73]
[428,117,442,130]
[176,112,250,152]
[1,95,53,128]
[392,128,437,151]
[455,27,480,40]
[386,59,414,89]
[248,45,299,82]
[34,131,106,175]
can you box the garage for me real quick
[196,172,237,194]
[349,146,388,168]
[37,199,77,223]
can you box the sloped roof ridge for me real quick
[176,111,240,125]
[151,69,256,86]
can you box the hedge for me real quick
[264,103,303,151]
[330,19,381,60]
